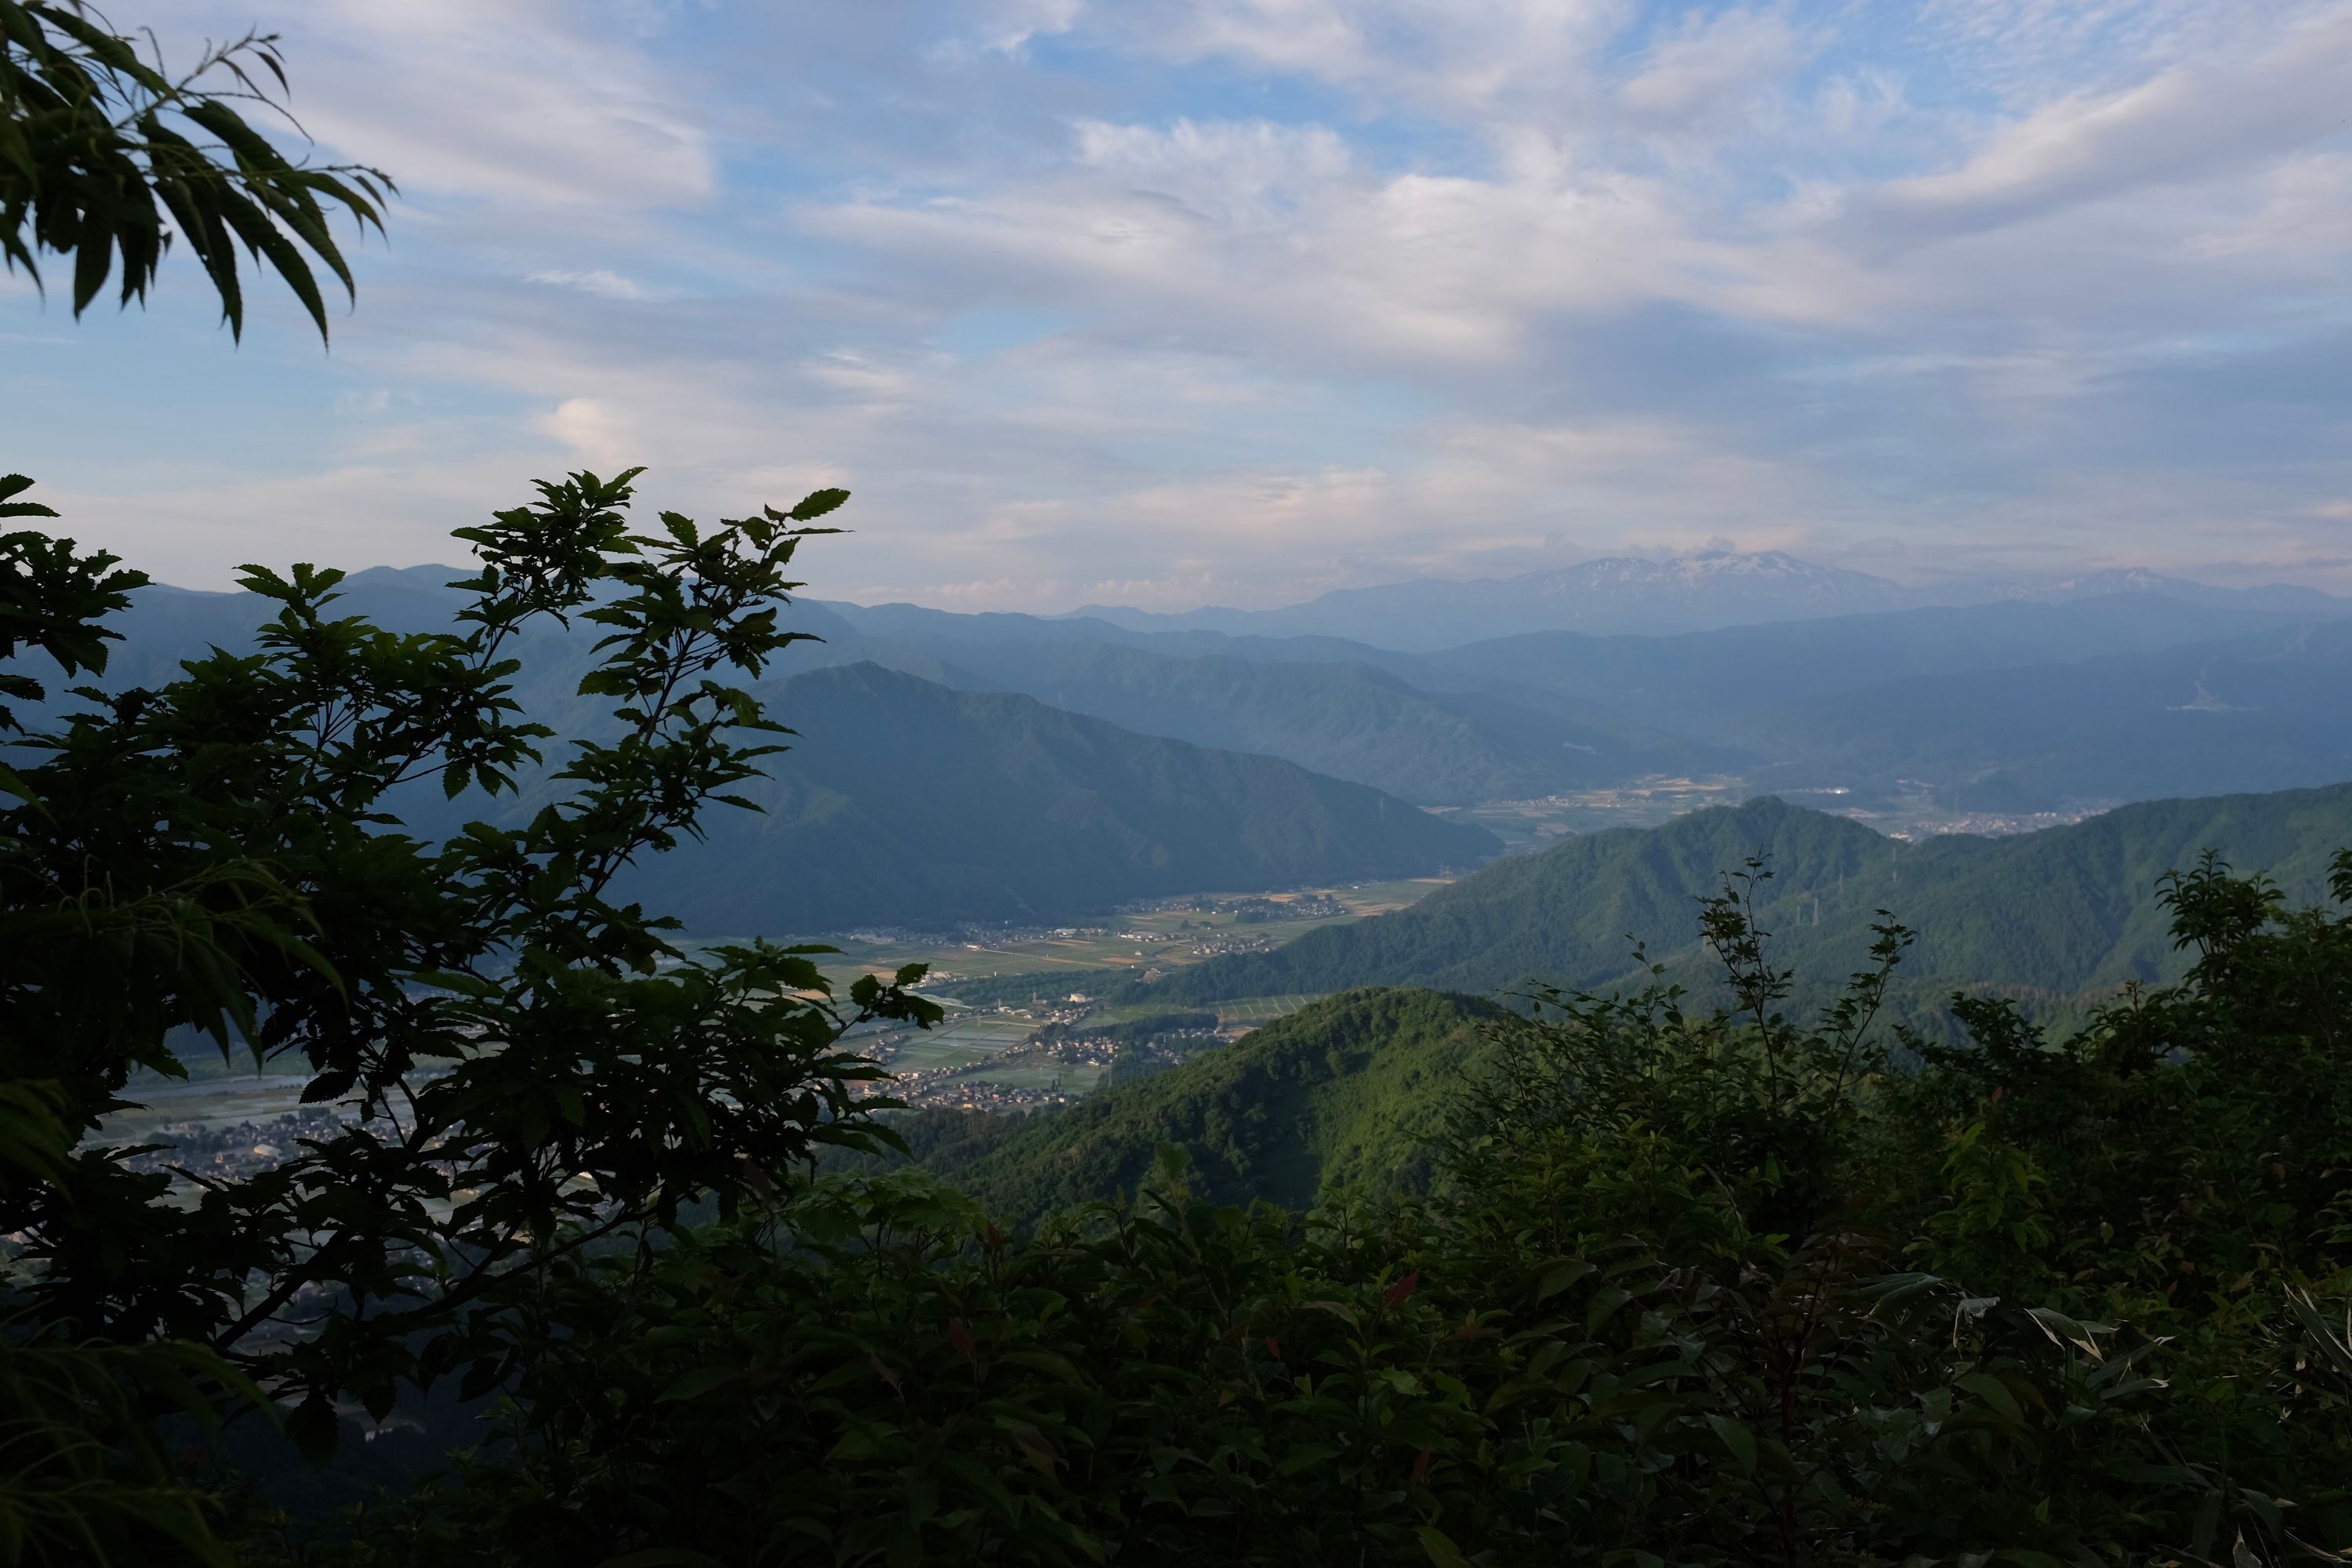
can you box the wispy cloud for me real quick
[6,0,2350,607]
[527,269,653,300]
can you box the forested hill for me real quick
[1128,784,2352,1012]
[612,663,1501,932]
[867,988,1501,1225]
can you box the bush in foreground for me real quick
[323,862,2352,1566]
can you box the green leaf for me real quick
[1417,1525,1475,1568]
[1705,1413,1757,1474]
[1956,1371,2023,1422]
[1277,1443,1341,1476]
[1534,1258,1594,1302]
[285,1392,339,1464]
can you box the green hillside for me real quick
[616,664,1501,931]
[887,988,1498,1224]
[1128,796,1893,1004]
[1130,785,2352,1014]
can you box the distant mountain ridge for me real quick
[1068,550,1914,646]
[1733,619,2352,809]
[808,633,1724,805]
[1981,568,2344,616]
[1063,550,2348,648]
[92,569,2352,829]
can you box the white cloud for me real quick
[1100,0,1634,117]
[534,397,640,470]
[18,0,2352,611]
[1618,8,1819,128]
[1856,4,2352,245]
[982,0,1086,52]
[528,269,652,300]
[172,0,717,212]
[1073,118,1354,220]
[2189,154,2352,260]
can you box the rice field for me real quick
[768,877,1455,1001]
[967,1061,1108,1094]
[861,1011,1036,1073]
[1209,994,1323,1028]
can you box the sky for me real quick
[5,0,2351,610]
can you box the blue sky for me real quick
[5,0,2350,608]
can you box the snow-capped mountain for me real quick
[1982,568,2345,617]
[1505,550,1903,608]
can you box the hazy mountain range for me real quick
[824,588,2352,813]
[23,575,1497,932]
[18,547,2352,936]
[1062,550,2347,648]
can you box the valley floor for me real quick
[823,878,1447,1110]
[94,877,1454,1149]
[91,779,2153,1152]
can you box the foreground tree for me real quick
[6,12,949,1499]
[5,6,407,1559]
[3,0,388,339]
[2,468,938,1562]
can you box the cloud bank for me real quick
[5,0,2349,607]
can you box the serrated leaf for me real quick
[300,1071,358,1105]
[789,488,851,521]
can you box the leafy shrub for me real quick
[321,858,2352,1565]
